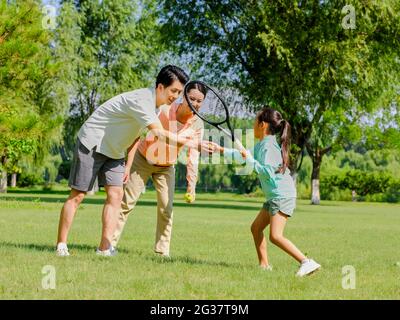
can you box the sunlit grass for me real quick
[0,190,399,299]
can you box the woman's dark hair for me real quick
[156,65,189,88]
[185,81,207,96]
[257,106,291,174]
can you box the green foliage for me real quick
[231,171,259,194]
[322,170,393,197]
[160,0,400,176]
[0,0,68,180]
[297,149,400,202]
[17,172,44,187]
[56,0,162,158]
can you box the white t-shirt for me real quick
[78,88,160,159]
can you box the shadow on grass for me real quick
[6,189,71,195]
[0,241,129,254]
[0,241,92,252]
[146,254,245,268]
[0,196,260,211]
[0,241,244,268]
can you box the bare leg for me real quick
[57,188,86,244]
[99,185,124,251]
[250,208,271,267]
[269,212,306,263]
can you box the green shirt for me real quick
[224,135,296,201]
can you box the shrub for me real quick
[17,172,44,187]
[321,170,399,202]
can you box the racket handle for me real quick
[233,138,245,151]
[219,128,245,151]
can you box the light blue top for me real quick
[224,135,296,201]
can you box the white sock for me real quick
[301,258,310,264]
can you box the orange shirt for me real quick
[137,101,204,191]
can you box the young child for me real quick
[213,106,321,276]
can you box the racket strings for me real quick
[197,90,228,125]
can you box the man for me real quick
[111,81,207,257]
[56,65,211,256]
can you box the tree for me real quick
[160,0,400,203]
[54,0,163,193]
[0,0,68,192]
[56,0,163,157]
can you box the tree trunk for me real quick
[352,190,357,202]
[87,178,99,195]
[311,178,320,205]
[0,170,7,193]
[306,142,332,205]
[11,173,17,188]
[310,153,322,205]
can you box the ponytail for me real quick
[257,106,291,174]
[279,119,291,174]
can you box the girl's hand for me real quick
[239,149,247,159]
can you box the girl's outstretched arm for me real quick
[209,142,277,181]
[223,147,277,181]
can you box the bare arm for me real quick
[123,138,140,184]
[186,128,203,195]
[147,122,213,153]
[126,138,140,169]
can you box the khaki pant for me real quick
[111,151,175,255]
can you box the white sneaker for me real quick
[296,259,321,277]
[96,246,117,257]
[260,265,273,271]
[56,243,70,256]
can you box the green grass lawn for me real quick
[0,189,399,299]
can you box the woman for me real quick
[111,82,207,257]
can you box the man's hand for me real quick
[201,141,223,154]
[123,166,131,184]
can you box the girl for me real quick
[214,106,321,276]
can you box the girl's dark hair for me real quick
[156,65,189,88]
[257,106,291,174]
[185,82,207,96]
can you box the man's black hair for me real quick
[156,65,189,88]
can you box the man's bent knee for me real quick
[68,189,85,205]
[106,187,124,204]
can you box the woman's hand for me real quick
[123,166,131,184]
[184,191,196,203]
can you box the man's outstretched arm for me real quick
[147,122,213,153]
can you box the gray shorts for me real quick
[263,198,296,217]
[68,139,125,192]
